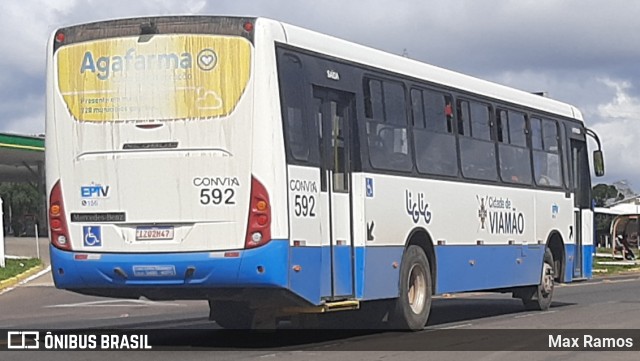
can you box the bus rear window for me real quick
[56,35,252,122]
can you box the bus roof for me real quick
[52,15,583,121]
[269,19,583,121]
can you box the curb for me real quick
[592,270,640,280]
[0,264,45,291]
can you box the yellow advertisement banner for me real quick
[57,35,252,121]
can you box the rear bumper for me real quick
[50,240,289,297]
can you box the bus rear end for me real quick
[46,17,288,300]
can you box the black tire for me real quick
[522,248,555,311]
[209,301,254,329]
[390,245,432,330]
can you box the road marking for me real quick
[45,299,185,308]
[601,278,640,284]
[22,265,51,283]
[514,310,556,319]
[553,277,640,288]
[431,323,473,330]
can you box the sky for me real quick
[1,0,639,187]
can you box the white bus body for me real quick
[46,17,601,329]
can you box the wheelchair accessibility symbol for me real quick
[366,177,374,198]
[83,226,102,247]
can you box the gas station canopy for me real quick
[0,132,44,267]
[0,133,44,183]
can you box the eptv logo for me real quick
[80,185,110,198]
[7,331,40,349]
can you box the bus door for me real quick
[570,135,591,279]
[314,87,355,298]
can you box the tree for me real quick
[0,182,42,236]
[592,183,622,207]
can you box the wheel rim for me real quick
[541,262,554,297]
[407,263,427,314]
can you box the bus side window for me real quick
[497,109,508,143]
[458,99,497,181]
[279,52,317,164]
[364,79,384,121]
[497,109,532,184]
[457,100,470,136]
[445,101,454,133]
[531,117,562,187]
[285,107,309,160]
[365,78,411,172]
[412,88,458,176]
[470,101,491,141]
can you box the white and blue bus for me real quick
[46,16,604,330]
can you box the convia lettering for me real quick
[289,180,317,193]
[80,48,193,80]
[193,177,240,187]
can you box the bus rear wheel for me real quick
[390,245,432,330]
[520,248,555,311]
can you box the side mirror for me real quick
[593,150,605,177]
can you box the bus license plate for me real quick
[136,226,174,240]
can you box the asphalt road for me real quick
[2,237,640,360]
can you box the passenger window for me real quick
[365,78,411,172]
[496,109,531,184]
[412,88,454,133]
[470,102,491,141]
[509,111,527,147]
[365,79,384,121]
[457,100,471,136]
[285,107,309,160]
[530,117,543,150]
[383,82,407,126]
[411,88,457,176]
[459,137,497,181]
[542,119,559,151]
[278,52,318,164]
[411,89,425,128]
[458,99,496,181]
[497,110,508,143]
[533,118,562,187]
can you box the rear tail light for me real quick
[245,176,271,249]
[49,180,72,251]
[243,21,254,33]
[54,31,65,43]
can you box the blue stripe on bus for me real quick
[361,246,403,300]
[288,246,403,303]
[564,243,575,282]
[562,243,592,282]
[583,244,593,279]
[51,241,590,305]
[354,246,365,299]
[288,246,331,304]
[288,243,590,304]
[50,240,290,289]
[333,245,354,296]
[435,245,545,294]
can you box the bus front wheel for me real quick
[520,248,555,311]
[390,245,432,330]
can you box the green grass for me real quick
[593,256,640,276]
[0,258,42,281]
